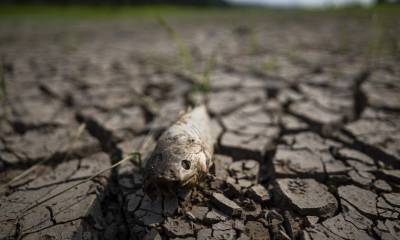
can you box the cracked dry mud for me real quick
[1,13,400,240]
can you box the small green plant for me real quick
[157,16,217,96]
[157,16,193,72]
[262,57,278,74]
[192,50,217,94]
[287,45,299,63]
[249,29,260,55]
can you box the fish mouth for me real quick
[180,173,197,187]
[145,173,197,194]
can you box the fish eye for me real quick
[181,160,191,170]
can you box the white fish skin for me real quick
[144,105,213,192]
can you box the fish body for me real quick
[144,105,213,193]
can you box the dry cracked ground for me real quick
[0,12,400,240]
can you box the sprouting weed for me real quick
[249,29,260,55]
[157,16,193,72]
[157,16,218,97]
[262,56,278,74]
[192,49,217,94]
[287,45,299,63]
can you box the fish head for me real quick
[144,133,210,193]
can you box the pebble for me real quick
[189,206,209,222]
[213,229,236,240]
[237,234,250,240]
[163,218,194,237]
[205,209,228,224]
[266,210,284,225]
[306,216,319,226]
[213,154,233,180]
[338,185,378,217]
[234,220,246,232]
[143,229,162,240]
[322,214,374,239]
[197,228,213,240]
[171,238,196,240]
[247,184,270,203]
[212,221,233,231]
[238,179,253,188]
[374,179,392,192]
[337,148,375,165]
[381,170,400,183]
[229,160,260,181]
[242,201,262,220]
[383,193,400,207]
[274,178,338,218]
[226,177,241,195]
[245,221,270,240]
[211,193,242,216]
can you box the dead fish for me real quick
[144,105,213,193]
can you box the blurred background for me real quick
[1,0,399,7]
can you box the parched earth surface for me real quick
[0,12,400,240]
